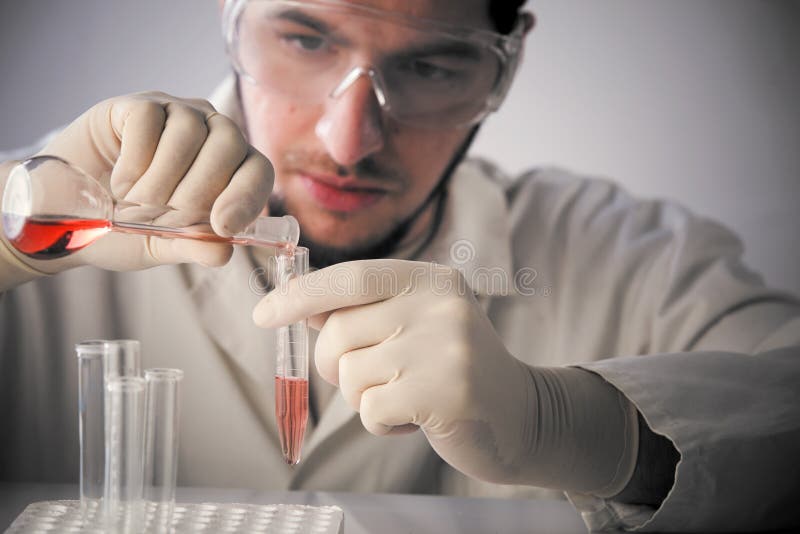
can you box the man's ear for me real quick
[522,12,536,35]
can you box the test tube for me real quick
[104,376,146,533]
[104,339,142,380]
[76,339,142,520]
[76,340,106,519]
[143,368,184,532]
[275,247,310,465]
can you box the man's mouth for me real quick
[298,172,389,213]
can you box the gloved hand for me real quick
[254,259,639,496]
[1,91,273,276]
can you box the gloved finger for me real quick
[108,98,166,198]
[307,311,332,331]
[253,259,452,328]
[210,147,274,237]
[359,381,420,436]
[145,235,233,268]
[315,301,406,385]
[183,97,217,114]
[337,339,402,410]
[167,112,248,214]
[123,101,209,205]
[383,423,419,435]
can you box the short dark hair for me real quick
[489,0,527,34]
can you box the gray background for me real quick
[1,1,798,294]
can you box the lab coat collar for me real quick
[179,247,286,429]
[412,159,515,297]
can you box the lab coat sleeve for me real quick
[572,345,800,532]
[507,169,800,531]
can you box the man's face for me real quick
[238,0,495,260]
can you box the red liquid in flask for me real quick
[7,216,110,259]
[275,376,309,465]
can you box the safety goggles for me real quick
[222,0,525,128]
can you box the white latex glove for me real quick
[1,91,273,276]
[254,259,639,496]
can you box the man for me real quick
[1,1,798,531]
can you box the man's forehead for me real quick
[319,0,494,31]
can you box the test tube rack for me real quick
[7,500,344,533]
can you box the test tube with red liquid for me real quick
[275,247,310,465]
[1,156,299,260]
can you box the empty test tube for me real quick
[105,376,146,532]
[105,339,142,379]
[275,247,310,465]
[76,341,106,518]
[143,368,184,532]
[76,339,142,520]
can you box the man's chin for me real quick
[269,196,415,269]
[296,234,394,269]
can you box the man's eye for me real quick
[282,33,326,52]
[409,60,457,81]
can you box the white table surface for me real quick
[0,482,589,533]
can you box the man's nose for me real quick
[315,73,385,167]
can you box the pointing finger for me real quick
[252,259,452,328]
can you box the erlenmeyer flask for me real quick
[1,155,299,260]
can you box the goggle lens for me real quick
[230,1,515,128]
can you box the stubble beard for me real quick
[267,194,418,269]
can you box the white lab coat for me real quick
[1,78,798,532]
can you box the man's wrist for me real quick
[517,366,639,495]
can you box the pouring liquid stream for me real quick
[3,156,308,466]
[14,215,311,467]
[7,214,294,260]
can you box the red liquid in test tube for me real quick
[275,376,309,465]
